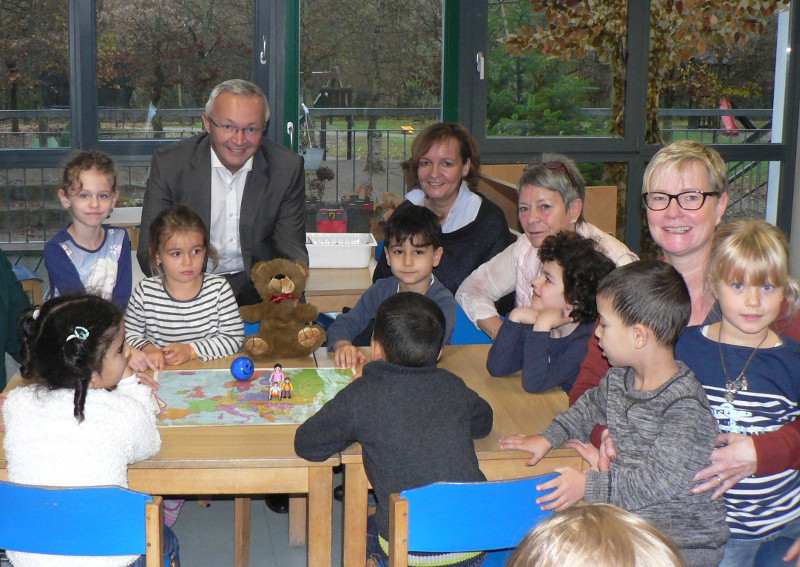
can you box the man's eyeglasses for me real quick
[643,191,720,211]
[524,161,576,187]
[205,115,265,137]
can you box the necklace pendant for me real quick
[724,391,736,403]
[740,376,749,392]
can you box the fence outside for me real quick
[0,106,776,249]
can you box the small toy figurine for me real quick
[281,377,293,399]
[230,356,255,381]
[269,363,284,386]
[269,382,283,401]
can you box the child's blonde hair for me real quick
[147,204,218,277]
[505,503,686,567]
[709,219,800,318]
[61,150,117,195]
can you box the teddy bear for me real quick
[239,258,326,359]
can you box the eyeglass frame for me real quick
[204,114,266,138]
[523,161,576,188]
[642,191,721,211]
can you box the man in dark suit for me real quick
[138,79,307,306]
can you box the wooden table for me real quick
[0,353,337,567]
[306,265,374,313]
[314,344,582,567]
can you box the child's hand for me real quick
[334,341,366,369]
[162,342,193,366]
[564,439,601,470]
[127,346,158,372]
[507,307,539,325]
[598,429,617,470]
[499,433,552,466]
[567,429,615,471]
[783,537,800,566]
[533,308,574,332]
[133,372,161,391]
[535,467,586,511]
[143,344,165,371]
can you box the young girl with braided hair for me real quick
[1,293,178,567]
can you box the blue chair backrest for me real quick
[450,303,493,345]
[400,473,558,553]
[0,481,151,556]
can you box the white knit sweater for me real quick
[3,382,161,567]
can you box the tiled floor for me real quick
[172,480,344,567]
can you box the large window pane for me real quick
[652,5,791,145]
[0,164,151,245]
[299,0,443,202]
[96,0,254,140]
[0,0,69,149]
[486,1,625,138]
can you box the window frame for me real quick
[457,1,800,250]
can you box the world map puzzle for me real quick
[154,367,354,427]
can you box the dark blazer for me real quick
[137,133,308,276]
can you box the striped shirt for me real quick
[125,274,243,361]
[676,326,800,539]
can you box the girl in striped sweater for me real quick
[125,204,243,370]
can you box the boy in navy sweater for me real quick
[328,205,456,368]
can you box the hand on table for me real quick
[691,432,756,499]
[128,346,159,372]
[162,342,193,366]
[334,341,366,369]
[535,467,586,511]
[143,344,165,371]
[499,433,552,467]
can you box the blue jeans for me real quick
[720,515,800,567]
[130,524,180,567]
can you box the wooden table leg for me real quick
[308,467,333,567]
[343,462,369,567]
[234,497,251,567]
[289,495,307,546]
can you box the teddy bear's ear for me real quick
[251,261,269,281]
[295,262,310,279]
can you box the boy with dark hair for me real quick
[296,292,493,567]
[328,204,456,368]
[500,260,728,567]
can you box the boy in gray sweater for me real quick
[500,260,728,567]
[296,292,492,567]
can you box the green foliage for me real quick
[486,1,596,136]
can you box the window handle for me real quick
[287,122,294,147]
[476,52,485,80]
[260,36,268,65]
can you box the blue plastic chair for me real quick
[450,303,493,345]
[388,473,559,567]
[0,481,166,566]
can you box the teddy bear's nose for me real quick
[274,274,286,280]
